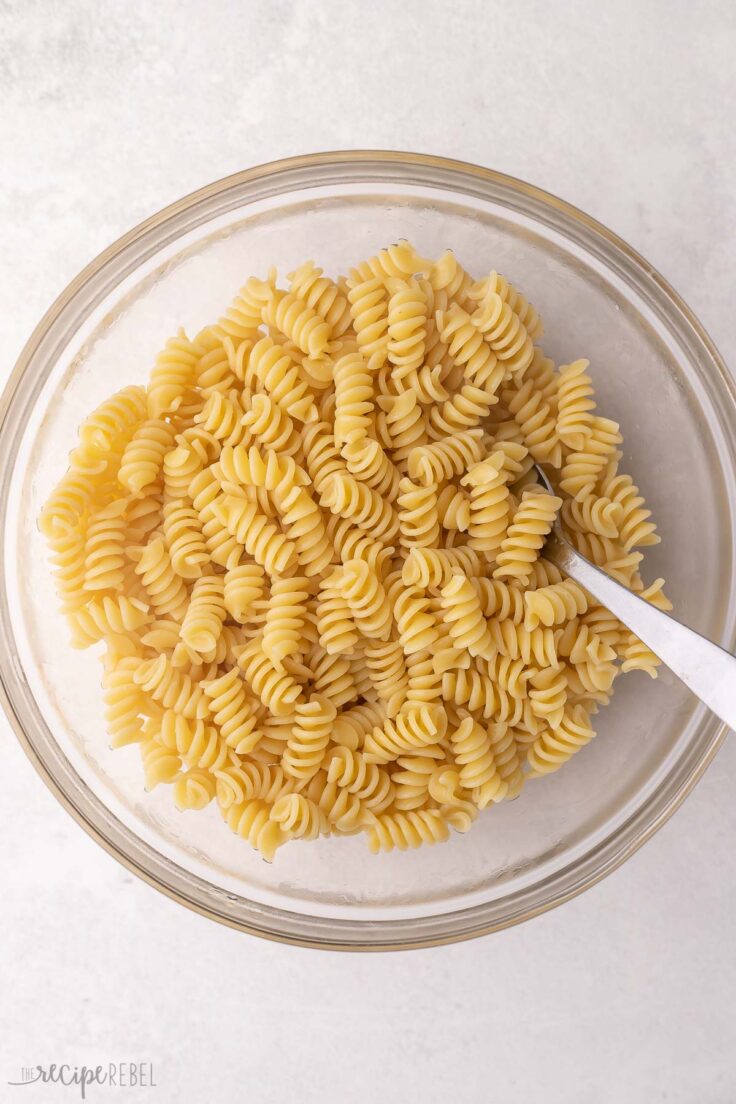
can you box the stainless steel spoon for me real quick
[534,466,736,731]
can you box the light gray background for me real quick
[1,2,735,1101]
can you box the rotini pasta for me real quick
[83,500,127,592]
[147,330,202,419]
[282,694,337,780]
[494,488,562,582]
[41,241,668,858]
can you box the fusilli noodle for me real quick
[40,241,668,859]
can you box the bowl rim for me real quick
[1,149,733,950]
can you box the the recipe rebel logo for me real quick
[8,1062,157,1097]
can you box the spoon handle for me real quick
[546,534,736,732]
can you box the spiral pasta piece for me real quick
[180,575,226,655]
[78,385,148,455]
[163,499,208,580]
[449,714,507,808]
[272,482,332,577]
[597,469,659,550]
[316,576,359,655]
[263,575,310,670]
[363,704,446,764]
[365,809,451,853]
[342,437,400,500]
[300,771,363,833]
[214,762,290,809]
[147,330,201,419]
[301,421,346,494]
[439,573,495,659]
[441,667,493,718]
[524,579,589,630]
[475,651,533,698]
[351,240,430,285]
[140,736,181,790]
[159,710,231,773]
[620,632,661,677]
[362,638,409,717]
[326,747,395,811]
[392,756,445,811]
[171,768,216,811]
[335,558,390,641]
[213,495,298,575]
[493,489,562,582]
[347,276,390,366]
[528,666,568,729]
[193,389,248,448]
[487,718,525,797]
[470,270,544,339]
[83,500,127,591]
[331,702,386,750]
[192,327,238,395]
[118,419,176,496]
[461,454,512,558]
[374,390,427,465]
[434,485,469,533]
[325,520,392,576]
[282,694,337,780]
[39,469,101,540]
[333,350,374,447]
[428,378,503,437]
[556,359,596,450]
[436,303,505,394]
[472,577,525,622]
[566,530,643,586]
[320,472,399,541]
[215,442,305,494]
[484,617,558,668]
[501,374,561,468]
[247,335,317,423]
[133,536,190,622]
[397,477,440,550]
[196,488,243,571]
[218,272,275,339]
[407,429,484,486]
[471,290,534,374]
[270,793,331,840]
[199,667,261,753]
[103,656,146,749]
[222,799,290,861]
[238,637,302,718]
[162,427,218,499]
[401,546,482,589]
[429,250,474,309]
[289,260,352,338]
[386,277,427,380]
[394,586,439,654]
[527,705,595,775]
[559,424,621,501]
[308,646,356,709]
[134,654,208,719]
[241,392,300,455]
[261,289,331,358]
[560,494,623,539]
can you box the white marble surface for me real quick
[1,2,735,1101]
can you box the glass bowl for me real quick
[1,152,735,950]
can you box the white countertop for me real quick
[1,2,735,1101]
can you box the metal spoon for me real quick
[534,466,736,731]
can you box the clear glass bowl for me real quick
[1,152,735,950]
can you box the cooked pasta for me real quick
[40,241,668,859]
[83,500,128,592]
